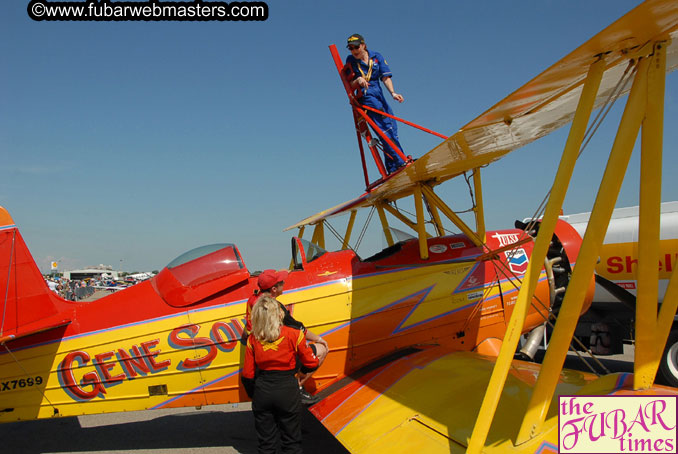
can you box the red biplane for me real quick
[1,1,678,453]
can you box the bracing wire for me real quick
[355,206,375,251]
[325,220,357,254]
[324,220,344,244]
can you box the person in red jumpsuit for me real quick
[243,269,328,404]
[242,296,319,454]
[244,270,305,336]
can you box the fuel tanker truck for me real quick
[559,201,678,387]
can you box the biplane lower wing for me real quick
[310,346,678,454]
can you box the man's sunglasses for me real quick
[347,45,360,50]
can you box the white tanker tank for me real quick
[559,201,678,387]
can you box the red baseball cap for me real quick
[257,269,289,291]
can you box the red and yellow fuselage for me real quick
[0,214,589,424]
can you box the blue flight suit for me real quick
[346,50,405,174]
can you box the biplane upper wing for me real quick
[286,0,678,232]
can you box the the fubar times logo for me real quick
[559,395,677,453]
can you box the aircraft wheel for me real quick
[657,327,678,388]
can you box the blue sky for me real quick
[2,0,676,273]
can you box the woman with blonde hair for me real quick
[242,296,319,454]
[242,269,328,405]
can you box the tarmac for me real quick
[0,346,636,454]
[1,402,348,454]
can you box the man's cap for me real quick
[347,34,365,47]
[257,269,289,291]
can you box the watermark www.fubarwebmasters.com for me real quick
[559,395,677,453]
[27,0,268,22]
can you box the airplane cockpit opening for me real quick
[361,242,404,262]
[292,237,329,270]
[153,243,249,307]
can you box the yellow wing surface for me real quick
[287,0,678,232]
[310,346,678,454]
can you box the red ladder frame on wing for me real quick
[329,44,449,191]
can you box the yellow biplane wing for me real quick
[287,0,678,235]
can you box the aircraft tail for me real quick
[0,206,70,343]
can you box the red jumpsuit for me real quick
[242,326,319,454]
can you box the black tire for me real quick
[657,328,678,388]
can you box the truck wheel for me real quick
[657,328,678,388]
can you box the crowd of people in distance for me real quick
[45,277,97,301]
[43,276,146,301]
